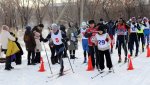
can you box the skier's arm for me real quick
[137,24,141,31]
[125,24,130,35]
[42,33,51,42]
[84,29,92,38]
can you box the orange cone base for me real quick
[127,68,134,70]
[147,45,150,57]
[38,69,45,72]
[86,56,94,71]
[38,62,45,72]
[86,68,94,71]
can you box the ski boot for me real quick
[118,56,122,63]
[59,66,64,76]
[83,58,87,63]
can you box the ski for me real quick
[101,71,113,78]
[47,72,70,82]
[91,71,104,79]
[53,72,69,79]
[48,69,71,79]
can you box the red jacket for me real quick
[86,27,98,46]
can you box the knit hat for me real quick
[88,20,95,24]
[25,26,31,31]
[2,25,9,31]
[81,22,87,27]
[38,24,44,28]
[98,26,105,33]
[51,23,60,30]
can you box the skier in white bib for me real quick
[42,23,68,76]
[94,26,113,72]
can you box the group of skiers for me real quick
[0,16,150,75]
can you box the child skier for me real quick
[137,17,145,52]
[94,26,113,72]
[143,17,150,46]
[114,18,130,63]
[42,23,68,75]
[84,20,98,68]
[129,17,140,57]
[80,22,89,63]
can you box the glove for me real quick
[67,41,70,45]
[105,38,109,42]
[89,32,92,36]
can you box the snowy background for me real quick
[0,29,150,85]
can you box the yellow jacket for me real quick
[6,40,20,57]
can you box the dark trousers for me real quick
[55,44,64,71]
[95,46,99,69]
[129,33,139,55]
[50,46,58,64]
[69,50,75,58]
[2,49,12,69]
[15,53,22,65]
[98,50,112,70]
[138,33,145,49]
[35,52,41,63]
[88,46,95,68]
[5,57,11,69]
[117,35,128,57]
[27,51,35,64]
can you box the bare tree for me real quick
[14,0,34,28]
[33,0,50,24]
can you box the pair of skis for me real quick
[91,70,114,79]
[47,69,71,81]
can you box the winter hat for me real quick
[2,25,9,31]
[38,24,44,28]
[98,26,105,33]
[25,26,31,31]
[143,17,148,22]
[81,22,87,27]
[131,17,136,21]
[51,23,60,30]
[100,18,103,22]
[88,20,95,24]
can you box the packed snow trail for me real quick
[0,29,150,85]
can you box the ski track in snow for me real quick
[0,29,150,85]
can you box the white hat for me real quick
[81,22,87,27]
[51,23,60,30]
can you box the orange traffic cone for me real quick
[86,55,94,71]
[40,57,43,62]
[38,57,45,72]
[127,54,134,70]
[147,45,150,57]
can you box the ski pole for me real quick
[63,42,75,73]
[43,43,53,74]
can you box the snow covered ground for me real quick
[0,29,150,85]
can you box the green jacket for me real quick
[67,27,78,50]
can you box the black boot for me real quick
[5,68,11,71]
[83,57,87,63]
[59,66,64,76]
[118,55,122,63]
[70,55,75,59]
